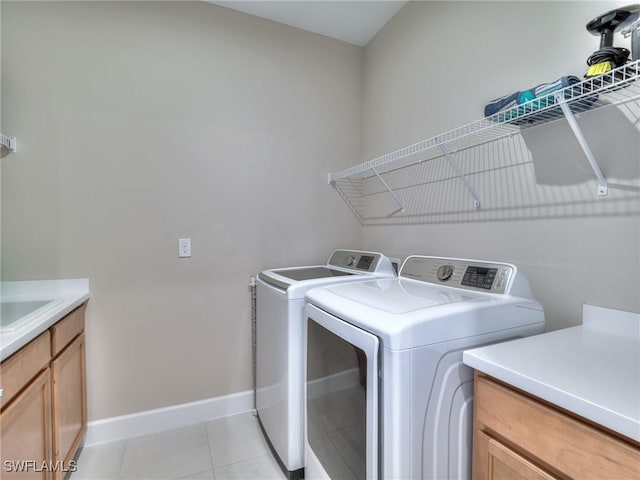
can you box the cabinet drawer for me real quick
[476,375,640,479]
[0,331,51,408]
[51,304,85,357]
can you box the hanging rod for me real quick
[1,134,17,153]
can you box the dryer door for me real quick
[305,303,379,480]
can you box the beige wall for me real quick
[361,1,640,331]
[1,1,362,420]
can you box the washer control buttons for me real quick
[462,266,498,289]
[436,264,455,282]
[356,255,374,270]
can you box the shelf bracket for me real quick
[1,134,17,153]
[371,167,405,217]
[439,144,481,209]
[555,92,607,196]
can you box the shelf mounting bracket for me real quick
[371,167,405,217]
[555,92,608,196]
[1,134,17,153]
[439,144,481,208]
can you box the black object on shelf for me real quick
[586,4,639,76]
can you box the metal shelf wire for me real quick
[330,61,640,225]
[1,133,17,153]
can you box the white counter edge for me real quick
[463,304,640,443]
[1,279,90,361]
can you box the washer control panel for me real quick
[401,256,514,294]
[436,264,455,282]
[328,250,381,272]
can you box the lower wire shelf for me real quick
[330,61,640,225]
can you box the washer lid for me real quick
[257,250,397,296]
[258,266,359,294]
[270,266,353,282]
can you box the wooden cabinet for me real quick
[472,373,640,480]
[0,368,52,480]
[0,305,87,480]
[476,431,558,480]
[51,333,86,480]
[50,304,87,480]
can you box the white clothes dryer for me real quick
[304,255,545,480]
[256,250,398,480]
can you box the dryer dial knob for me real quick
[437,264,454,282]
[347,256,357,266]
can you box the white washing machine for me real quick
[304,255,545,480]
[256,250,398,480]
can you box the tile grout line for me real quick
[204,419,218,480]
[116,438,129,480]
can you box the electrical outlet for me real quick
[178,238,191,258]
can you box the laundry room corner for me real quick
[358,1,640,331]
[1,1,638,477]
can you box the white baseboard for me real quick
[83,389,254,446]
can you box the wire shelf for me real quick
[330,61,640,225]
[1,133,17,153]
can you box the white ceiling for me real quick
[207,1,408,47]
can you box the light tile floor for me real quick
[70,412,287,480]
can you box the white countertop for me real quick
[463,304,640,443]
[1,279,90,361]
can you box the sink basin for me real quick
[1,300,55,331]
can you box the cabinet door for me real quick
[475,374,640,479]
[51,333,86,480]
[0,368,52,480]
[476,431,558,480]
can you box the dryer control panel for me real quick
[401,256,514,294]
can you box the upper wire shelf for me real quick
[330,60,640,224]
